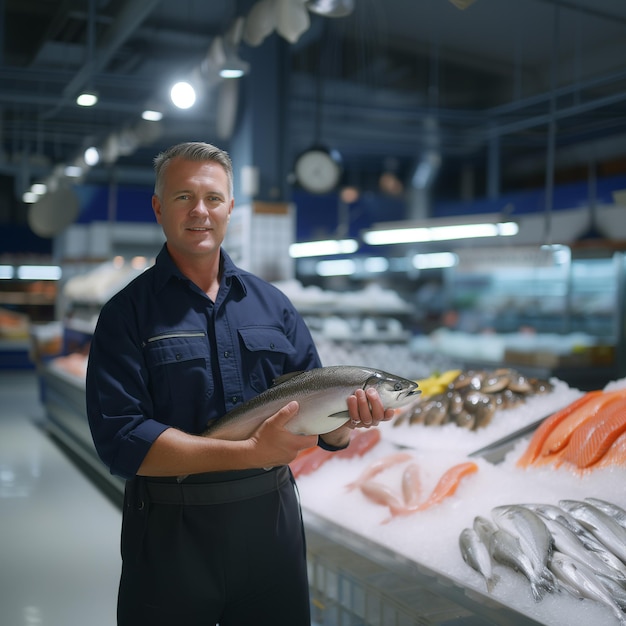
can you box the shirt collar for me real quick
[153,244,247,296]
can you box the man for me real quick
[86,142,393,626]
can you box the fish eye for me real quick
[393,382,403,391]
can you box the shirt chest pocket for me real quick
[238,327,296,393]
[143,332,213,427]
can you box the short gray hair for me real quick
[153,142,234,198]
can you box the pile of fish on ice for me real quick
[460,500,626,625]
[294,374,626,625]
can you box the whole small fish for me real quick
[401,462,422,508]
[359,480,409,522]
[538,514,626,584]
[523,502,626,577]
[549,551,626,625]
[585,497,626,529]
[491,504,552,567]
[416,461,478,511]
[489,528,551,602]
[560,500,626,566]
[345,451,414,491]
[459,527,499,593]
[201,365,420,441]
[491,504,555,593]
[473,515,498,545]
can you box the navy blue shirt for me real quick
[86,245,321,479]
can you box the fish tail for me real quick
[485,574,499,594]
[529,581,546,602]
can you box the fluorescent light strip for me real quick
[16,265,62,280]
[364,221,519,245]
[363,257,389,273]
[412,252,458,269]
[289,239,358,258]
[316,259,356,276]
[0,265,15,279]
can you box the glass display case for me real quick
[439,244,626,389]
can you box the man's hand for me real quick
[319,388,395,449]
[248,401,318,468]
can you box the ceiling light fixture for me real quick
[64,165,83,178]
[84,146,100,166]
[142,109,163,121]
[363,215,519,245]
[0,265,15,279]
[208,32,250,80]
[219,60,249,79]
[316,259,356,276]
[289,238,358,258]
[412,252,459,269]
[76,91,98,107]
[170,81,197,109]
[16,265,62,280]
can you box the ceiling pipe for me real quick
[488,66,626,117]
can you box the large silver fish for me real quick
[560,500,626,566]
[523,503,626,578]
[549,551,626,625]
[489,527,552,602]
[491,505,556,593]
[201,365,420,441]
[585,497,626,530]
[538,514,626,584]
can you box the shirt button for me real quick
[224,351,229,358]
[270,343,275,350]
[232,396,238,403]
[175,353,182,361]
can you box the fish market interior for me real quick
[3,0,626,624]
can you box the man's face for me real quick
[152,157,234,260]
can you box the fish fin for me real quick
[529,582,545,602]
[272,371,305,386]
[328,410,351,418]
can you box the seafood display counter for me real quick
[293,374,626,626]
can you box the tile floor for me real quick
[0,370,121,626]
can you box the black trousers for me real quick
[117,467,311,626]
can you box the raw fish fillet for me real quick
[594,430,626,469]
[290,446,333,477]
[539,390,626,458]
[417,462,478,511]
[561,396,626,468]
[290,428,382,478]
[516,392,601,468]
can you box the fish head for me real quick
[364,370,420,408]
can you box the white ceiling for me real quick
[2,0,626,211]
